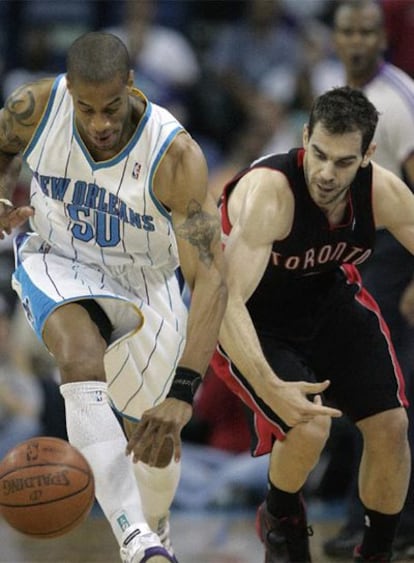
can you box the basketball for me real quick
[0,436,95,538]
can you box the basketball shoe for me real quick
[353,545,392,562]
[256,498,313,562]
[156,515,179,563]
[120,525,176,563]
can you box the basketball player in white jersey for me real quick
[0,31,227,563]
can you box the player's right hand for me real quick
[0,201,34,239]
[265,379,342,427]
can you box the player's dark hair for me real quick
[308,86,379,155]
[66,32,131,84]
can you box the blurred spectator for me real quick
[0,295,44,460]
[208,85,303,203]
[106,0,200,125]
[295,18,344,109]
[197,0,303,153]
[280,0,333,22]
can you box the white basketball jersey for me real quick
[23,74,184,271]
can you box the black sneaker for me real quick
[323,524,363,558]
[255,499,313,562]
[353,544,392,561]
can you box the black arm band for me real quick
[166,366,202,405]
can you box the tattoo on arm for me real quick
[6,84,37,126]
[0,85,37,151]
[176,199,220,267]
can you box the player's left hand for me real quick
[125,398,192,467]
[0,201,34,239]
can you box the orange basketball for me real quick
[0,436,95,538]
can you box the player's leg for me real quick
[123,418,180,562]
[213,341,330,563]
[314,283,410,562]
[13,240,175,562]
[105,275,187,563]
[256,409,331,563]
[44,303,173,563]
[354,407,410,561]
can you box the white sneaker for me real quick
[120,526,175,563]
[156,515,178,562]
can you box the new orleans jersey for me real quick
[23,74,183,270]
[12,75,189,418]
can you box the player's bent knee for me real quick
[55,346,106,383]
[292,415,331,447]
[358,407,409,451]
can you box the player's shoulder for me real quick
[238,162,292,198]
[230,164,294,225]
[164,131,207,175]
[371,160,407,198]
[155,131,208,206]
[0,76,57,153]
[5,76,56,109]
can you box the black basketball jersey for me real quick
[221,148,376,336]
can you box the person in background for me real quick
[211,85,414,562]
[202,0,303,154]
[323,2,414,558]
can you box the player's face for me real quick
[303,122,371,209]
[334,5,386,81]
[68,72,133,158]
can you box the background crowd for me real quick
[0,0,413,556]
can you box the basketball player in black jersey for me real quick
[210,86,414,562]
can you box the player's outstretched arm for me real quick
[126,132,227,466]
[219,169,342,426]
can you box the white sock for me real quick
[60,381,149,544]
[132,458,181,529]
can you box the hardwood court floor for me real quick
[1,507,413,563]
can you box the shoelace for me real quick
[157,519,173,553]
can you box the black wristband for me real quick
[166,366,202,405]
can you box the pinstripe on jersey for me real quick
[12,75,189,419]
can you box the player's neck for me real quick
[347,60,382,89]
[320,192,349,226]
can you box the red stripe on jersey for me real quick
[342,264,408,407]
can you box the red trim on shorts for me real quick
[342,264,408,407]
[211,346,286,456]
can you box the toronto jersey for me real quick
[23,74,184,270]
[220,148,376,334]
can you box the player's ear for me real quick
[127,70,134,90]
[361,142,376,168]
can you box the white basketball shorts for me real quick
[12,232,188,420]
